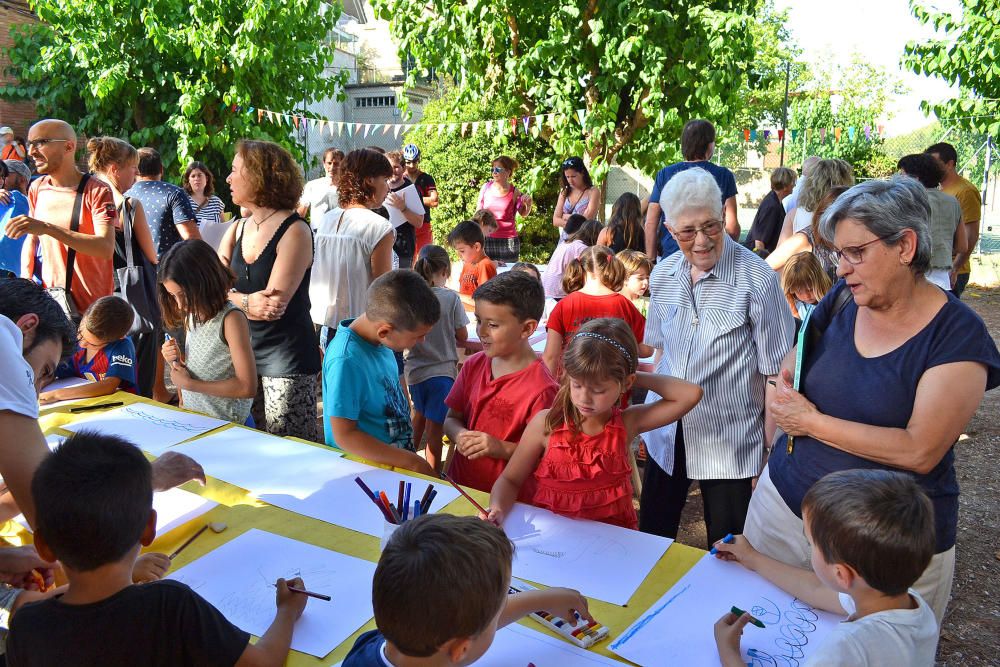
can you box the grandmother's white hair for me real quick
[658,168,723,224]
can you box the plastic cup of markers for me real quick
[380,520,400,551]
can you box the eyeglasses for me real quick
[27,138,69,150]
[672,219,724,242]
[491,166,505,174]
[833,235,894,265]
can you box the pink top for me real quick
[540,240,587,299]
[477,181,523,239]
[532,408,637,529]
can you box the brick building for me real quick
[0,0,38,138]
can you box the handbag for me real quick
[45,173,90,323]
[114,197,161,335]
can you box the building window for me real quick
[355,96,396,108]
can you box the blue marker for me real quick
[710,533,734,555]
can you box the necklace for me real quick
[252,209,280,231]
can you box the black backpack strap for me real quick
[63,173,91,293]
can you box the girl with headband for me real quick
[486,318,702,529]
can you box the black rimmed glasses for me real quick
[833,235,894,265]
[672,219,724,242]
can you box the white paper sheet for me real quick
[38,377,94,410]
[169,528,376,659]
[16,487,217,538]
[168,426,344,496]
[62,403,229,455]
[503,503,672,606]
[609,555,841,667]
[170,428,460,537]
[472,624,627,666]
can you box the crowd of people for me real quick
[0,114,996,666]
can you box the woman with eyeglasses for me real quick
[476,155,532,263]
[641,167,794,550]
[748,176,1000,625]
[218,140,320,441]
[553,156,601,238]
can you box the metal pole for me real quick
[780,61,790,167]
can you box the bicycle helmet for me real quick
[402,144,421,162]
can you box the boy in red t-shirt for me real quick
[447,221,496,307]
[443,272,556,495]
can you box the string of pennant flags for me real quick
[242,105,590,139]
[743,125,887,143]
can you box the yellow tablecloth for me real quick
[36,392,704,666]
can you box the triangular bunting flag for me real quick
[392,124,401,138]
[354,123,362,134]
[292,116,300,129]
[382,124,391,135]
[791,129,799,141]
[346,123,354,137]
[877,124,885,136]
[864,125,871,140]
[257,109,264,123]
[472,121,480,134]
[449,123,457,134]
[364,124,372,138]
[750,129,758,141]
[337,122,345,134]
[522,116,531,133]
[438,124,446,135]
[461,122,469,136]
[576,108,586,126]
[763,130,771,140]
[834,127,842,142]
[848,127,856,141]
[743,129,750,142]
[820,128,827,142]
[777,129,785,141]
[497,119,504,135]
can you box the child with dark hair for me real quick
[443,271,557,494]
[38,296,137,404]
[157,240,257,424]
[7,431,308,666]
[488,318,701,529]
[713,469,939,667]
[509,262,541,281]
[323,270,440,476]
[344,514,591,667]
[447,221,496,304]
[407,245,469,471]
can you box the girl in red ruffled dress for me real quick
[487,318,702,530]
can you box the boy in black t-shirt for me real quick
[7,432,307,667]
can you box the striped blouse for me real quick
[644,238,793,479]
[189,195,226,227]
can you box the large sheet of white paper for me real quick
[169,427,344,496]
[16,487,217,538]
[63,403,229,455]
[171,429,460,537]
[169,528,376,659]
[38,377,94,410]
[472,624,627,666]
[503,504,672,606]
[609,555,841,667]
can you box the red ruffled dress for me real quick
[531,408,637,529]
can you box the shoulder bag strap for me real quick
[63,173,91,292]
[120,197,136,269]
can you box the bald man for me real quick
[6,119,118,314]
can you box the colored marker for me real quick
[422,488,438,514]
[710,533,735,555]
[441,472,489,515]
[402,482,411,521]
[731,606,766,628]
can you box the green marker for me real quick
[731,606,766,628]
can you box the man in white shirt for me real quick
[298,148,343,226]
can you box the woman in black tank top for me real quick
[219,140,320,441]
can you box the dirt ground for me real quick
[669,285,1000,666]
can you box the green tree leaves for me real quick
[903,0,1000,137]
[2,0,348,188]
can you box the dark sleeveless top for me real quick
[609,225,644,254]
[231,214,320,377]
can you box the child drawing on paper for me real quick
[712,470,940,667]
[487,318,701,529]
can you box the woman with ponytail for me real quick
[87,137,161,397]
[542,246,653,376]
[405,245,469,470]
[487,318,701,529]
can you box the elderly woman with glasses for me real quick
[476,155,532,263]
[641,168,794,547]
[747,176,1000,624]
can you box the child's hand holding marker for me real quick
[536,587,594,627]
[274,576,309,619]
[713,608,762,665]
[161,333,184,369]
[710,534,760,569]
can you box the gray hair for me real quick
[819,176,932,275]
[799,159,854,211]
[659,168,722,224]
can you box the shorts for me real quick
[408,376,454,423]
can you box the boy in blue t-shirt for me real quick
[39,296,137,404]
[323,270,439,477]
